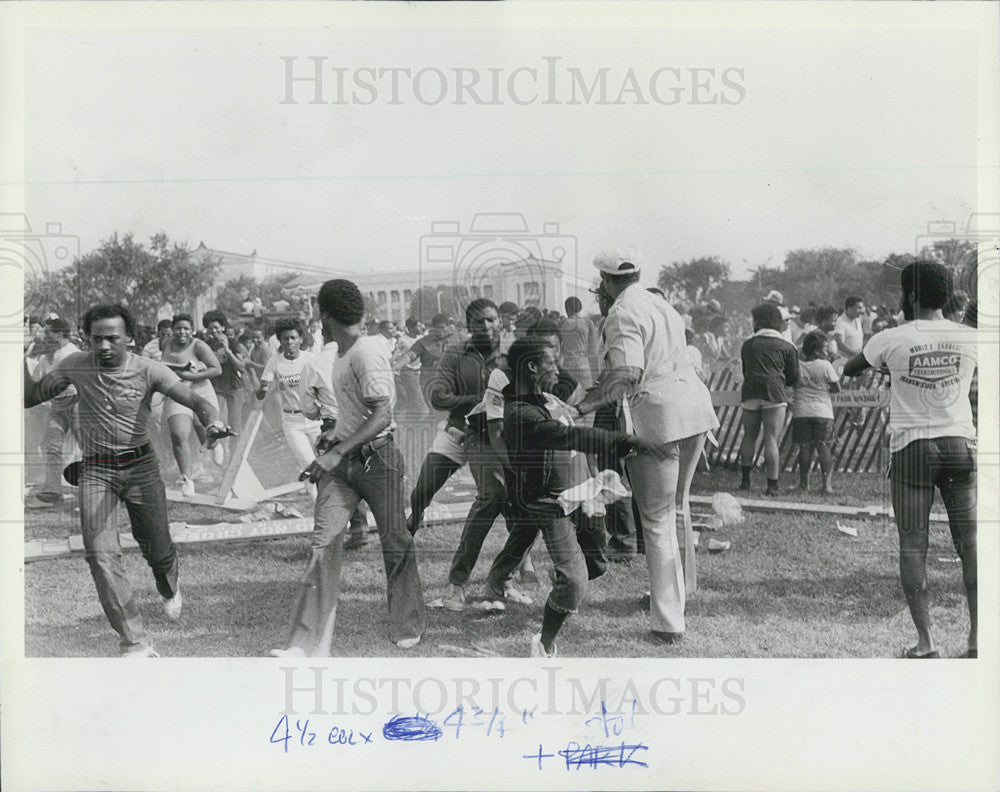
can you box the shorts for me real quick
[429,424,468,465]
[890,436,976,488]
[791,417,833,443]
[163,380,218,420]
[740,398,786,412]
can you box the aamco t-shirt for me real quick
[863,319,977,452]
[260,351,317,412]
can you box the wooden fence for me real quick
[394,363,978,478]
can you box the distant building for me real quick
[194,215,594,325]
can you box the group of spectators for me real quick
[23,254,978,662]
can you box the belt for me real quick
[351,433,394,461]
[283,409,303,414]
[84,443,154,464]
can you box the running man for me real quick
[23,304,231,657]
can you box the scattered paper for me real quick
[836,521,859,537]
[707,538,731,553]
[712,492,745,526]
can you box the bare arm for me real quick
[161,381,221,428]
[392,348,418,372]
[842,353,871,378]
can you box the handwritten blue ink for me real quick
[270,714,291,753]
[382,714,443,742]
[559,741,649,770]
[523,741,649,770]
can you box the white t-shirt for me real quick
[792,358,839,419]
[834,315,864,357]
[260,351,317,413]
[330,335,396,441]
[863,319,977,452]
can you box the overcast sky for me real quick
[13,6,996,288]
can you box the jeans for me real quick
[486,505,587,614]
[218,388,248,434]
[285,438,424,652]
[593,402,642,557]
[447,433,506,587]
[41,405,77,495]
[79,454,177,652]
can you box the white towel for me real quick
[557,469,631,517]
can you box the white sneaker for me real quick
[503,581,533,605]
[442,583,466,612]
[395,636,421,650]
[122,645,160,658]
[180,476,196,497]
[211,443,225,467]
[162,589,183,621]
[269,647,307,658]
[530,633,556,658]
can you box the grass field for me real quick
[23,468,972,659]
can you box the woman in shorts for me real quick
[162,313,223,496]
[790,330,840,494]
[738,303,799,495]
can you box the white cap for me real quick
[764,289,785,305]
[593,247,642,275]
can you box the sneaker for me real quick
[122,644,160,658]
[395,636,421,650]
[530,633,556,658]
[180,476,196,497]
[211,442,225,467]
[162,589,183,621]
[269,647,307,658]
[442,583,466,612]
[503,581,533,605]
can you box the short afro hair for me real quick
[801,330,828,359]
[172,313,195,328]
[273,317,302,339]
[82,304,137,338]
[564,296,582,314]
[901,261,953,311]
[202,309,228,329]
[465,298,498,326]
[507,336,554,385]
[527,316,562,340]
[751,303,784,332]
[317,279,365,326]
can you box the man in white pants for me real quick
[592,248,719,644]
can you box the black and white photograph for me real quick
[2,2,998,790]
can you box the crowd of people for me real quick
[23,254,978,661]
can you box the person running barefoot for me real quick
[790,331,840,494]
[161,313,222,496]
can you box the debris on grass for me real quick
[836,521,859,537]
[707,538,731,553]
[711,492,745,528]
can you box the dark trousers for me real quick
[593,402,644,556]
[486,506,587,614]
[408,451,463,532]
[447,434,506,587]
[79,454,178,652]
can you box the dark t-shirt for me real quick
[206,337,249,393]
[740,331,800,403]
